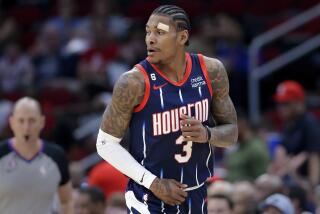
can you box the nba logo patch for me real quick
[5,157,18,172]
[143,193,148,204]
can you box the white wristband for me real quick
[96,129,157,189]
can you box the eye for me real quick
[157,30,165,35]
[146,29,151,36]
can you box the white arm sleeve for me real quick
[96,129,157,189]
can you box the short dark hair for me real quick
[209,194,234,209]
[79,186,105,203]
[152,5,190,45]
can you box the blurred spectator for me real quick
[46,0,82,44]
[105,192,127,214]
[87,161,128,199]
[288,184,314,214]
[225,111,269,182]
[0,42,34,93]
[269,80,320,187]
[188,16,216,57]
[81,0,131,39]
[77,19,119,92]
[260,193,294,214]
[232,181,257,214]
[31,24,65,84]
[212,14,248,109]
[0,97,73,214]
[74,185,106,214]
[207,194,234,214]
[254,174,283,202]
[0,15,19,54]
[207,180,233,197]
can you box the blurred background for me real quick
[0,0,319,213]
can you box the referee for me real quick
[0,97,73,214]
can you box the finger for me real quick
[180,119,200,126]
[183,136,198,142]
[180,113,191,119]
[171,180,188,189]
[181,125,201,132]
[181,131,199,138]
[171,192,186,203]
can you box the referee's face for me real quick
[9,103,45,144]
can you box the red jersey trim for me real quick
[147,53,192,87]
[134,64,150,112]
[198,54,213,97]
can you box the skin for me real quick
[9,97,73,214]
[74,192,105,214]
[100,14,237,206]
[207,198,233,214]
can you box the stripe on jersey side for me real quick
[206,143,212,178]
[141,122,146,165]
[125,191,150,214]
[147,53,192,87]
[134,64,150,112]
[198,86,202,97]
[201,199,205,214]
[198,54,213,97]
[179,89,184,103]
[159,88,164,109]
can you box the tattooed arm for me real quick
[204,56,238,148]
[98,67,187,205]
[100,67,144,137]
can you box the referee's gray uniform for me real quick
[0,140,70,214]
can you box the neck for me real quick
[156,52,186,82]
[11,138,42,160]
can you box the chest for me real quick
[0,153,60,197]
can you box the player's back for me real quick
[129,53,214,189]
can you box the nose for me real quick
[146,32,156,45]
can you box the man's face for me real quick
[9,103,44,144]
[208,198,232,214]
[75,193,100,214]
[262,206,283,214]
[276,102,297,121]
[145,14,185,64]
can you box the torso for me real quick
[129,53,214,187]
[0,140,68,214]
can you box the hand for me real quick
[180,114,208,143]
[149,178,188,206]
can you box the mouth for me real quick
[147,48,160,55]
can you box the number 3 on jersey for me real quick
[174,135,193,163]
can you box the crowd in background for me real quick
[0,0,319,213]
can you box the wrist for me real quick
[149,177,160,192]
[140,170,157,189]
[205,125,211,142]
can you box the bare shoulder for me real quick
[101,67,146,138]
[112,67,146,105]
[202,56,229,99]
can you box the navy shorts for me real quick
[125,180,207,214]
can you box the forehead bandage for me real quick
[157,22,169,32]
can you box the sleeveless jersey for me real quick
[129,53,214,188]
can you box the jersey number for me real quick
[174,135,193,163]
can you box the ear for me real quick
[178,30,189,45]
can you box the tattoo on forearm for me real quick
[204,57,238,147]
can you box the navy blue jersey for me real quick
[129,53,214,188]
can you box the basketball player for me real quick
[96,5,238,213]
[0,97,73,214]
